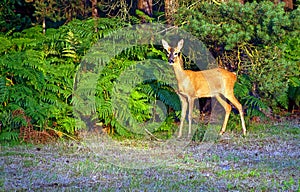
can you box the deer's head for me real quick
[162,39,184,65]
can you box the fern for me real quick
[0,26,78,138]
[0,111,24,142]
[0,36,12,54]
[0,19,128,141]
[0,131,19,142]
[85,42,182,137]
[235,74,268,117]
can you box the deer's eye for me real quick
[174,52,178,56]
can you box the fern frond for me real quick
[0,36,12,54]
[0,131,19,141]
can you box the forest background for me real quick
[0,0,299,143]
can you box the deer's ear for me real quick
[162,39,170,51]
[177,39,184,51]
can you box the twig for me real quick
[145,128,162,141]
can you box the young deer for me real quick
[162,39,246,138]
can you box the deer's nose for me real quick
[168,55,174,64]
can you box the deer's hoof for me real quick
[242,132,247,137]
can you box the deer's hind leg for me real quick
[226,95,246,135]
[216,94,232,135]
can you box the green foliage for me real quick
[0,0,32,32]
[0,111,23,142]
[288,77,300,107]
[281,35,300,108]
[179,1,296,49]
[0,37,73,135]
[246,46,289,109]
[234,74,268,117]
[94,46,180,137]
[246,34,300,110]
[33,0,59,24]
[135,10,154,23]
[0,18,127,142]
[67,20,180,138]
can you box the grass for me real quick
[1,122,299,191]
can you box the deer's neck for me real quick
[172,56,188,84]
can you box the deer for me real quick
[162,39,246,138]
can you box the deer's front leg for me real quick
[178,94,187,138]
[188,97,195,138]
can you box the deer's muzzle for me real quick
[168,54,175,64]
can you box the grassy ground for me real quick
[1,122,299,191]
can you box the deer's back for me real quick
[184,68,237,98]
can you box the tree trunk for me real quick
[282,0,293,10]
[92,0,98,18]
[91,0,98,32]
[137,0,153,16]
[164,0,178,25]
[42,17,46,34]
[274,0,293,10]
